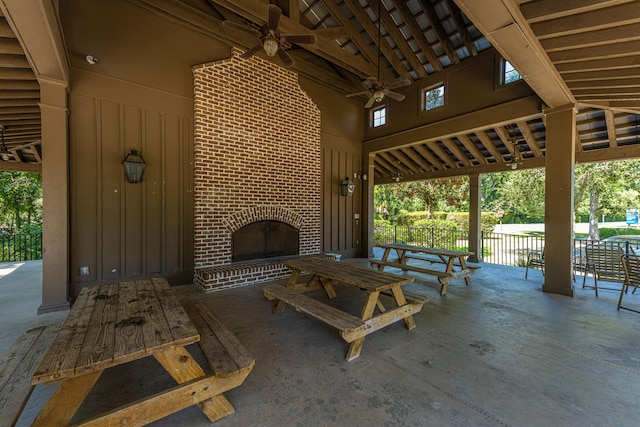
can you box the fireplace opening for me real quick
[232,220,299,262]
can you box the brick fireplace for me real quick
[192,49,322,292]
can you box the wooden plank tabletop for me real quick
[284,257,413,292]
[378,243,474,257]
[32,278,199,385]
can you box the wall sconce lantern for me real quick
[340,176,355,196]
[122,149,146,183]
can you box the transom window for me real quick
[423,84,445,111]
[372,106,386,128]
[502,60,522,85]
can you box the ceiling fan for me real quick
[506,125,525,170]
[222,4,317,68]
[346,0,410,108]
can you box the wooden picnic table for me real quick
[262,256,426,361]
[371,243,479,295]
[30,278,250,426]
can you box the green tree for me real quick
[0,172,42,232]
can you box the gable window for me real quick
[502,60,522,85]
[423,84,445,111]
[372,106,386,127]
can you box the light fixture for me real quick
[340,176,355,196]
[393,161,403,182]
[85,55,99,65]
[122,149,146,183]
[0,126,10,161]
[263,36,279,57]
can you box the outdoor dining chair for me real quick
[582,243,625,297]
[619,253,640,313]
[525,247,544,279]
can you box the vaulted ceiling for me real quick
[1,0,640,180]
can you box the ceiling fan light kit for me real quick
[222,4,316,68]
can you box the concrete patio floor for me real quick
[3,258,640,427]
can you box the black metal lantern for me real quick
[340,176,355,196]
[122,149,146,183]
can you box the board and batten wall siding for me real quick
[69,69,194,295]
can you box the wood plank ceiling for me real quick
[2,0,639,179]
[0,9,41,170]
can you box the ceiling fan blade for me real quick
[387,79,411,90]
[277,48,295,67]
[385,91,405,102]
[346,90,373,98]
[222,20,258,36]
[268,4,282,32]
[364,96,376,109]
[282,34,318,45]
[362,79,373,90]
[240,44,263,59]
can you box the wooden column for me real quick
[468,173,482,262]
[39,78,71,313]
[542,105,576,297]
[362,153,376,258]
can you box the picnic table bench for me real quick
[263,257,426,361]
[371,243,480,295]
[0,324,60,427]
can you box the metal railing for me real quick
[0,232,42,262]
[373,225,542,267]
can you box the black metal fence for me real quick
[374,225,541,267]
[0,233,42,262]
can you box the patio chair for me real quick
[525,247,544,278]
[582,244,625,297]
[619,253,640,312]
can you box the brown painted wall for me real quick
[364,49,534,142]
[300,78,365,257]
[69,69,195,293]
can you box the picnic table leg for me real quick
[390,286,416,329]
[319,277,338,298]
[459,257,472,286]
[31,370,102,427]
[345,291,380,361]
[275,269,301,313]
[155,346,232,422]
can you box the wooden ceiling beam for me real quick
[377,2,427,78]
[425,141,457,168]
[562,67,640,82]
[516,120,543,157]
[568,78,640,90]
[440,137,471,167]
[0,68,35,80]
[457,134,487,165]
[530,2,640,39]
[418,0,459,64]
[476,130,504,162]
[342,0,411,80]
[548,39,640,63]
[394,146,437,172]
[411,144,443,170]
[580,101,640,115]
[393,0,442,72]
[541,21,640,52]
[521,0,633,23]
[318,0,390,80]
[604,109,618,148]
[494,126,516,157]
[444,0,477,56]
[555,55,640,73]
